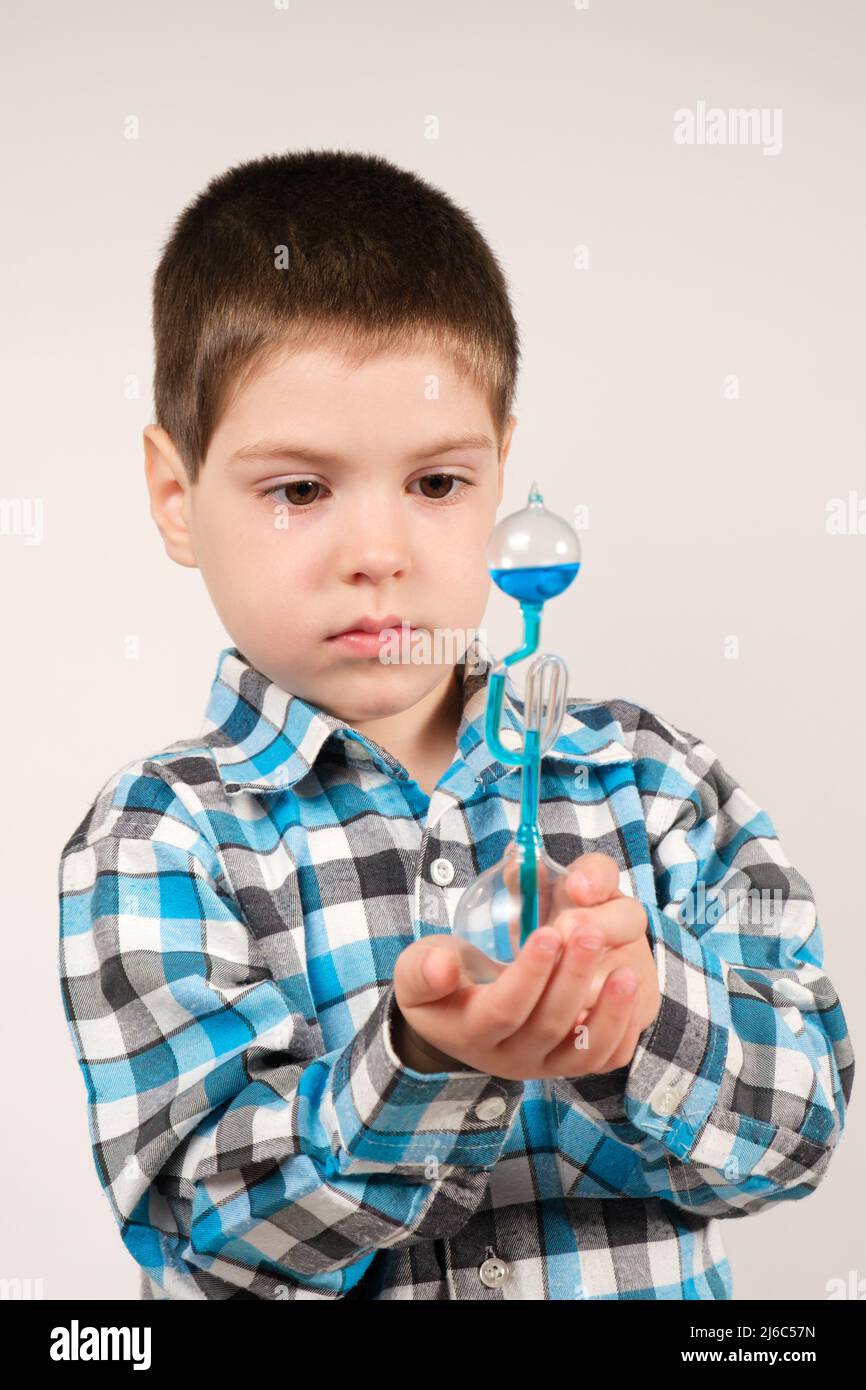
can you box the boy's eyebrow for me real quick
[228,432,495,466]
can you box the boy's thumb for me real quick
[396,937,460,1007]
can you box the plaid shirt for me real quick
[58,638,854,1300]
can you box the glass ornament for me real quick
[453,482,582,984]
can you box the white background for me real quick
[2,0,863,1300]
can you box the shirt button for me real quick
[430,857,454,886]
[479,1256,509,1289]
[651,1082,681,1116]
[474,1096,507,1122]
[499,728,523,751]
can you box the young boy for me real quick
[58,149,854,1302]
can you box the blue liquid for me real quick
[490,561,580,604]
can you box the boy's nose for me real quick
[338,510,413,581]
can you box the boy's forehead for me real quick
[211,342,498,464]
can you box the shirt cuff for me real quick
[621,902,731,1159]
[330,981,525,1170]
[550,903,731,1159]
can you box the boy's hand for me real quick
[543,851,661,1031]
[393,854,661,1080]
[492,849,661,1034]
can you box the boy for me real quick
[58,149,854,1301]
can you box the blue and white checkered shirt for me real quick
[58,638,854,1300]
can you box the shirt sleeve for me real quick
[58,821,525,1300]
[549,722,855,1219]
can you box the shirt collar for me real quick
[202,635,633,797]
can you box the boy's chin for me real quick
[319,661,450,716]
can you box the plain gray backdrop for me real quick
[3,0,862,1300]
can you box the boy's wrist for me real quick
[392,1003,467,1073]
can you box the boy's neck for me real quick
[351,664,465,797]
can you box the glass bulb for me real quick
[488,481,581,604]
[452,838,569,984]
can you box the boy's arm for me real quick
[549,722,855,1218]
[58,812,523,1300]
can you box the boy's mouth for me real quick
[326,613,417,656]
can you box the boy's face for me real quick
[145,343,515,726]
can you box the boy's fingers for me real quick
[521,927,609,1043]
[467,927,567,1045]
[548,851,622,917]
[503,851,624,929]
[566,852,622,904]
[605,1009,648,1071]
[538,937,649,1043]
[394,937,463,1008]
[588,972,644,1070]
[550,896,648,948]
[544,968,640,1074]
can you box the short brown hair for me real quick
[151,148,521,483]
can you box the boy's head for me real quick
[144,149,520,728]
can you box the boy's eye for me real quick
[412,472,460,500]
[260,471,472,509]
[277,480,323,507]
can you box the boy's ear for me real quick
[497,414,517,503]
[143,424,198,569]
